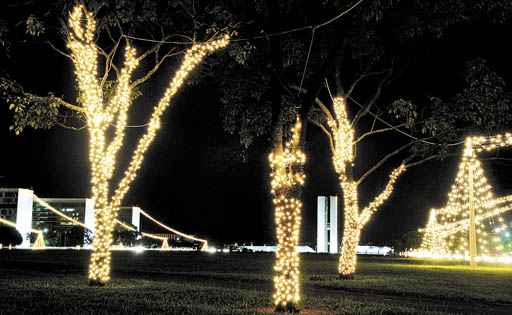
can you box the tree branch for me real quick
[346,69,389,98]
[290,85,335,123]
[28,93,85,113]
[99,38,122,87]
[358,164,406,227]
[46,41,72,59]
[56,121,86,131]
[351,68,393,127]
[308,118,335,154]
[130,48,181,89]
[355,122,408,144]
[356,140,414,185]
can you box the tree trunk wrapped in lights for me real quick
[323,96,406,279]
[269,118,306,312]
[66,5,230,285]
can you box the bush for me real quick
[0,225,22,246]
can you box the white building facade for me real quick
[317,195,338,254]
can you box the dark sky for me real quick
[2,6,512,246]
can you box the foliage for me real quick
[0,78,61,135]
[391,58,512,159]
[0,225,22,246]
[0,0,236,135]
[392,230,422,253]
[214,0,512,152]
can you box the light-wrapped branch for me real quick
[358,164,406,227]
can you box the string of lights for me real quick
[33,195,91,230]
[138,209,208,250]
[407,135,512,265]
[269,118,306,311]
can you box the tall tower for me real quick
[317,196,338,253]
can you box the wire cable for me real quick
[346,95,464,147]
[123,0,366,45]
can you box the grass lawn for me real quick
[0,250,511,314]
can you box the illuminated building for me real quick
[317,196,338,253]
[32,198,95,247]
[117,206,141,232]
[0,188,34,248]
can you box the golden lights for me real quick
[269,118,306,311]
[408,135,512,264]
[326,96,405,277]
[67,5,229,285]
[138,208,208,250]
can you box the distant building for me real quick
[117,206,141,231]
[0,188,34,248]
[356,245,394,256]
[32,198,94,247]
[238,245,316,253]
[317,196,338,254]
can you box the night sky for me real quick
[2,6,512,247]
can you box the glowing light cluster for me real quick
[407,135,512,265]
[269,118,306,311]
[358,165,406,226]
[66,4,229,285]
[326,96,405,278]
[327,96,354,177]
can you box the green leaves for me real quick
[389,99,417,129]
[1,78,59,135]
[25,15,46,37]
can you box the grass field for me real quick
[0,250,511,314]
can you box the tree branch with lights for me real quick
[62,4,230,285]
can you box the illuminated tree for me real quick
[309,56,511,277]
[269,118,306,312]
[410,135,512,265]
[2,3,229,285]
[211,0,512,284]
[309,93,406,278]
[64,5,229,285]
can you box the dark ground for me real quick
[0,250,511,314]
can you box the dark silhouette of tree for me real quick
[0,225,22,247]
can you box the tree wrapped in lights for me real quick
[269,118,306,312]
[411,135,512,265]
[314,95,406,279]
[65,5,229,285]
